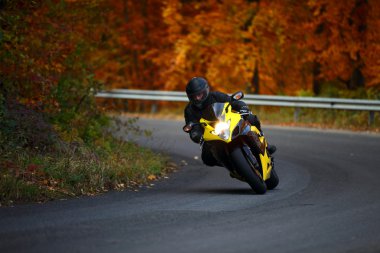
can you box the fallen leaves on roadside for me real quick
[147,174,157,181]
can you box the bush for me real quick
[0,96,170,206]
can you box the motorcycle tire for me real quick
[265,167,279,190]
[230,147,267,194]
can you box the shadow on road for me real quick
[186,188,255,195]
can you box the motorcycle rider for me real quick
[184,77,276,176]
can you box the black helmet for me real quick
[186,77,210,108]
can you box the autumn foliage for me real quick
[93,0,380,96]
[1,0,380,106]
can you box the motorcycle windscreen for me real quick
[201,103,226,121]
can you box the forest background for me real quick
[2,0,380,106]
[0,0,380,204]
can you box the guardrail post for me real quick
[124,100,129,112]
[151,103,158,114]
[369,111,375,126]
[294,107,300,122]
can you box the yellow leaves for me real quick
[174,39,191,67]
[115,183,125,190]
[147,174,157,181]
[52,62,64,73]
[118,36,130,47]
[163,0,183,24]
[57,127,82,143]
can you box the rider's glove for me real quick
[190,126,203,143]
[239,108,249,115]
[239,105,250,115]
[239,105,250,119]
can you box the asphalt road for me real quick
[1,118,380,253]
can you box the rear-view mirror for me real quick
[232,91,244,100]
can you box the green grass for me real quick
[0,134,170,206]
[0,97,173,206]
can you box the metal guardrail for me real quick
[96,89,380,124]
[96,89,188,102]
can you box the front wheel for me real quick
[265,167,279,190]
[230,147,267,194]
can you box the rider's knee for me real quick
[248,114,261,130]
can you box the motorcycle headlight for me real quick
[214,120,231,140]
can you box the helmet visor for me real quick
[188,88,209,104]
[190,90,207,102]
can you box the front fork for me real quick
[242,145,263,180]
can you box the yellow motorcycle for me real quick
[183,91,279,194]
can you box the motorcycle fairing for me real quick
[200,103,241,142]
[199,102,273,181]
[247,126,272,180]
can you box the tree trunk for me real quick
[251,60,260,94]
[312,61,321,95]
[348,67,365,90]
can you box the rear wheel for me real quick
[230,147,267,194]
[265,167,279,190]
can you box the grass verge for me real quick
[0,101,175,206]
[0,134,174,206]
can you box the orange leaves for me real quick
[26,164,40,174]
[1,160,45,182]
[3,0,378,101]
[302,1,368,78]
[91,0,168,90]
[0,0,101,113]
[147,174,157,181]
[154,0,261,92]
[162,0,183,41]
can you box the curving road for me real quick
[1,118,380,253]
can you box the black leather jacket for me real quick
[184,91,249,143]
